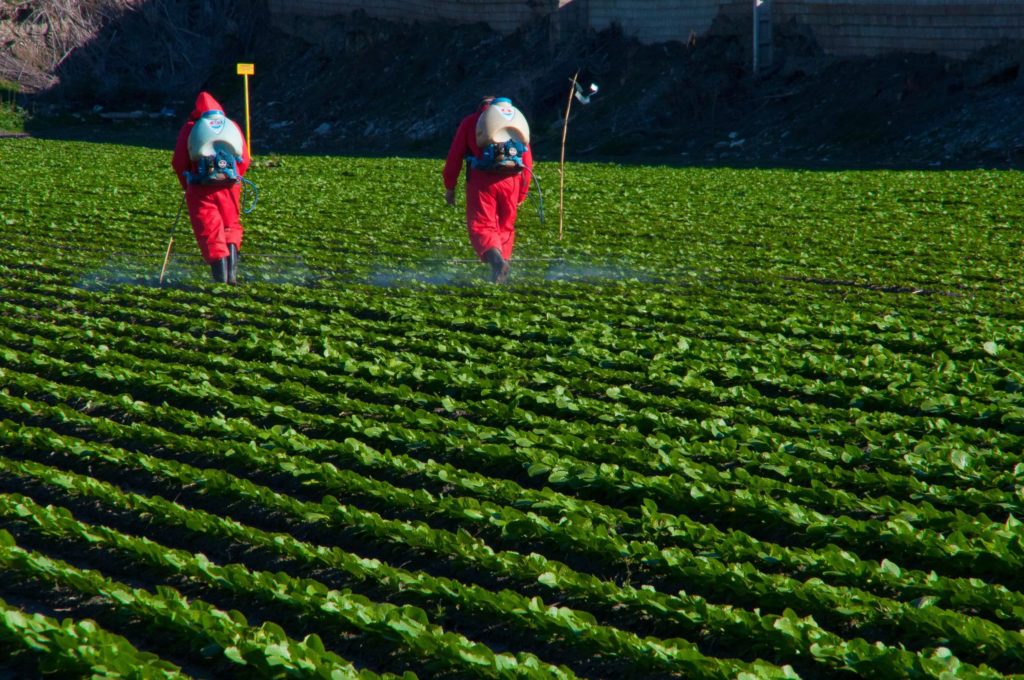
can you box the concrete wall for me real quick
[776,1,1024,60]
[584,0,724,44]
[267,0,1024,59]
[265,0,556,34]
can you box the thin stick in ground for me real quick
[558,70,579,242]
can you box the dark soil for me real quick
[6,6,1024,166]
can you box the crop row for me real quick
[2,354,1021,625]
[6,141,1024,679]
[1,346,1022,624]
[6,273,1023,446]
[0,431,800,679]
[0,527,409,680]
[0,593,189,679]
[0,442,999,679]
[1,401,1022,676]
[0,492,571,679]
[2,288,1022,506]
[1,319,1022,580]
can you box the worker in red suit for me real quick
[171,91,251,284]
[443,96,532,284]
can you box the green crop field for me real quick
[1,136,1024,679]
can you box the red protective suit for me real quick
[443,101,532,262]
[171,92,251,264]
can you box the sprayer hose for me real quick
[523,167,544,225]
[242,177,259,214]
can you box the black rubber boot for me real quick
[483,248,510,284]
[210,257,228,283]
[227,244,239,285]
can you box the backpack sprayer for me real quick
[471,98,544,224]
[159,110,258,286]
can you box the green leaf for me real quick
[950,450,971,470]
[548,469,570,484]
[223,646,245,664]
[527,463,550,477]
[537,572,559,588]
[879,559,901,578]
[910,595,941,608]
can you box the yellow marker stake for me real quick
[236,63,254,151]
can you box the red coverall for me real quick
[443,102,532,262]
[171,92,251,264]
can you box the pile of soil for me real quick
[5,2,1024,168]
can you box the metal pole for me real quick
[243,74,251,152]
[237,63,254,152]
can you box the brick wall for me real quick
[267,0,1024,59]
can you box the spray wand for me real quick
[158,192,186,286]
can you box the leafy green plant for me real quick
[2,138,1024,678]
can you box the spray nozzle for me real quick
[574,82,599,104]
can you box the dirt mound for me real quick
[1,0,264,102]
[246,13,1024,168]
[5,2,1024,168]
